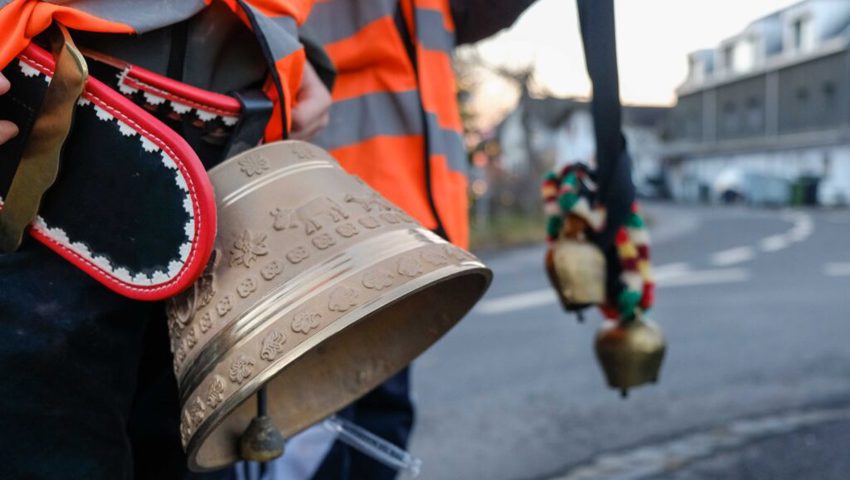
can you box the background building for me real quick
[665,0,850,205]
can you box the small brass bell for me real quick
[594,315,665,397]
[545,214,606,312]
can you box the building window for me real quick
[793,19,803,49]
[796,87,810,128]
[689,57,703,83]
[822,82,836,124]
[723,45,735,71]
[722,101,738,132]
[792,17,812,51]
[686,110,700,140]
[746,97,762,131]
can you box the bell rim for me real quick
[184,260,492,471]
[176,228,472,401]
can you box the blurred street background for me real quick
[398,1,850,477]
[406,204,850,480]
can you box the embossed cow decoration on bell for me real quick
[167,141,492,471]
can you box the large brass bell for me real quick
[594,315,665,397]
[545,214,606,312]
[166,141,492,471]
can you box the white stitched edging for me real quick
[17,62,198,289]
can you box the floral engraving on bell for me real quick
[344,192,392,212]
[260,330,287,361]
[166,292,193,329]
[443,245,470,262]
[175,347,187,364]
[397,257,424,277]
[380,212,401,224]
[421,249,449,266]
[206,375,226,409]
[362,270,394,290]
[291,311,321,334]
[260,260,284,281]
[358,216,380,229]
[185,326,197,349]
[199,312,213,334]
[188,396,206,425]
[231,230,269,268]
[192,249,220,310]
[195,275,216,309]
[336,223,359,238]
[180,417,192,446]
[291,143,313,160]
[229,355,255,385]
[270,208,298,231]
[237,276,258,298]
[238,154,270,177]
[216,295,233,317]
[312,233,336,250]
[295,197,349,235]
[328,286,359,313]
[286,245,309,264]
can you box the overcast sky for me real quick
[474,0,801,107]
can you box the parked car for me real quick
[712,168,791,206]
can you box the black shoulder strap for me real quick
[577,0,635,248]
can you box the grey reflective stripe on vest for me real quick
[239,3,301,61]
[304,0,395,46]
[54,0,207,33]
[313,90,424,150]
[415,8,455,54]
[426,113,467,175]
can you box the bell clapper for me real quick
[239,385,286,463]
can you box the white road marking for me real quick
[477,289,558,315]
[754,211,813,253]
[710,246,755,266]
[652,262,690,276]
[477,265,748,315]
[823,262,850,277]
[759,234,789,253]
[786,213,814,242]
[551,406,850,480]
[657,268,749,287]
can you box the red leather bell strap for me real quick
[0,42,217,301]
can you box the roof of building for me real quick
[521,96,669,129]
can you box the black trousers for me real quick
[311,368,414,480]
[0,240,231,480]
[0,239,414,480]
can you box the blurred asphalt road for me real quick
[402,203,850,480]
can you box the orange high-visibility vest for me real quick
[306,0,469,248]
[0,0,315,141]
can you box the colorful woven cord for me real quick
[542,163,604,242]
[542,165,654,320]
[607,204,655,320]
